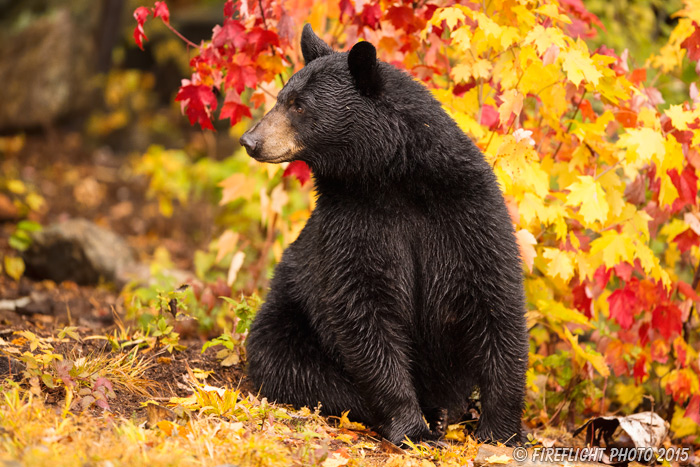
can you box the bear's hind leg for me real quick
[474,326,527,446]
[246,299,373,425]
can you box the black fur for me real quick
[348,41,381,96]
[301,23,333,65]
[245,25,529,446]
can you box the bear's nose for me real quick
[240,133,259,156]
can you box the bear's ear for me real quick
[348,41,381,97]
[301,24,333,65]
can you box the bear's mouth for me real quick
[252,148,300,164]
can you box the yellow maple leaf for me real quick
[338,410,366,431]
[565,176,610,225]
[661,137,686,174]
[618,127,666,164]
[452,63,473,84]
[434,6,467,30]
[518,192,545,226]
[499,26,521,50]
[542,248,575,282]
[634,240,672,288]
[561,47,603,87]
[589,231,636,268]
[659,173,680,208]
[498,89,524,126]
[620,207,652,243]
[564,327,610,377]
[474,12,502,40]
[524,24,567,56]
[537,299,591,327]
[451,26,472,53]
[472,59,493,80]
[660,218,692,241]
[485,454,513,464]
[445,424,466,442]
[534,3,572,24]
[671,406,700,439]
[665,104,693,130]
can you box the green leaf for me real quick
[17,220,42,232]
[41,373,56,389]
[9,230,32,251]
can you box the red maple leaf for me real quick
[638,322,650,346]
[422,4,439,21]
[277,8,295,43]
[614,107,637,128]
[650,339,669,364]
[678,281,700,302]
[284,161,312,186]
[579,99,596,122]
[226,62,258,94]
[249,91,266,109]
[607,287,637,330]
[360,3,382,30]
[605,341,629,377]
[685,395,700,424]
[681,22,700,61]
[665,370,695,402]
[153,1,170,23]
[213,19,248,49]
[480,105,499,129]
[339,0,356,22]
[675,228,700,253]
[572,282,592,318]
[452,81,477,97]
[220,92,252,126]
[633,355,647,383]
[651,304,683,340]
[613,262,633,282]
[386,5,417,33]
[560,0,604,38]
[224,0,236,18]
[246,27,280,57]
[133,6,151,50]
[593,265,612,290]
[175,83,218,130]
[669,166,698,212]
[674,337,689,367]
[629,68,646,85]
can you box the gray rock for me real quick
[23,218,136,287]
[0,0,100,129]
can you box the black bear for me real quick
[240,24,528,446]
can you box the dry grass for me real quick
[0,383,481,467]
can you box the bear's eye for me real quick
[289,99,304,114]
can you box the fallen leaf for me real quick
[485,454,512,464]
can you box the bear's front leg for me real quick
[324,285,435,445]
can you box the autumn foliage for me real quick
[135,0,700,439]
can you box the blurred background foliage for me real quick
[0,0,692,336]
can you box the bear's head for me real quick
[239,25,435,182]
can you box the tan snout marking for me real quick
[256,109,302,163]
